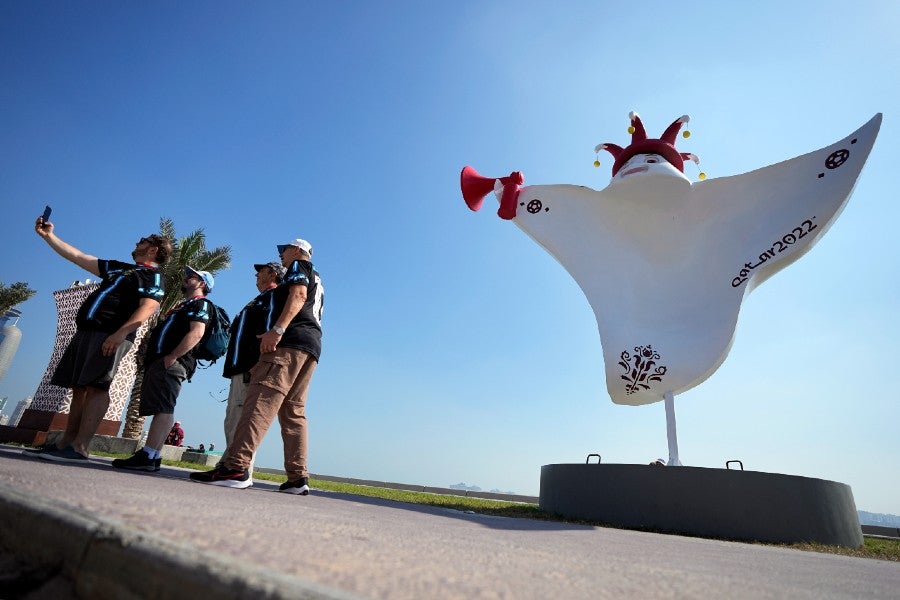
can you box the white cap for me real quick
[185,266,215,292]
[277,238,313,256]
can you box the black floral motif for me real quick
[618,344,667,395]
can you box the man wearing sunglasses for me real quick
[112,267,214,472]
[28,220,170,463]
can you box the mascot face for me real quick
[606,153,693,200]
[609,153,689,187]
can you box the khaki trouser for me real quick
[223,347,317,481]
[223,374,255,474]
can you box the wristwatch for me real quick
[272,325,286,336]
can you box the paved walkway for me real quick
[1,444,898,599]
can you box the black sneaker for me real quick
[154,458,161,472]
[189,465,252,489]
[21,443,57,457]
[279,477,310,495]
[38,446,89,463]
[111,449,156,472]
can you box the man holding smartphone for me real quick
[26,213,171,462]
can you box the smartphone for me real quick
[40,205,52,224]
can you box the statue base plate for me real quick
[539,463,862,547]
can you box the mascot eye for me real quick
[646,157,658,163]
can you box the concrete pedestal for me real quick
[540,463,863,547]
[0,282,153,447]
[0,409,120,446]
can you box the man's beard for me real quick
[181,285,189,294]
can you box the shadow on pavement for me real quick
[5,446,593,532]
[305,488,596,532]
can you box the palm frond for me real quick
[194,246,232,273]
[158,217,176,241]
[153,220,232,314]
[178,231,206,263]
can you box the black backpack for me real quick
[194,301,231,364]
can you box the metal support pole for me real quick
[664,391,682,466]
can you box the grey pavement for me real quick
[1,444,898,599]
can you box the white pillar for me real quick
[664,391,682,466]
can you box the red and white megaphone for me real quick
[460,166,524,221]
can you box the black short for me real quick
[139,358,187,415]
[51,330,133,391]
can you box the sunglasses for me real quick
[138,237,156,246]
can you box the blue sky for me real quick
[1,2,898,513]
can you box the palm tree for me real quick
[120,217,231,439]
[0,281,37,315]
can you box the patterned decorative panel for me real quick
[31,283,151,421]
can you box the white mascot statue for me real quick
[461,111,881,465]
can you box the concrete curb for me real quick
[0,482,360,600]
[861,525,900,540]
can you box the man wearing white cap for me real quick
[113,266,214,471]
[192,238,323,494]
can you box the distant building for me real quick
[0,414,8,426]
[0,396,7,413]
[9,396,33,427]
[0,308,23,382]
[27,282,101,419]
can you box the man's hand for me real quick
[163,354,178,369]
[35,217,53,238]
[257,329,283,354]
[101,331,127,357]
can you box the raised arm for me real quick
[34,218,101,277]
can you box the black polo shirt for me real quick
[222,287,278,378]
[145,297,211,371]
[75,259,164,339]
[275,260,323,360]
